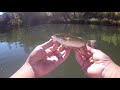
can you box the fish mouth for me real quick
[51,35,58,42]
[51,35,56,39]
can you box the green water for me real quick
[0,24,120,78]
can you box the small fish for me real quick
[51,33,96,48]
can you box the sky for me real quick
[0,12,3,15]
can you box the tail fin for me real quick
[88,40,96,47]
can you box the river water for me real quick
[0,24,120,78]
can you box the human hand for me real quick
[25,39,71,77]
[73,44,116,78]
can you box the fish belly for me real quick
[59,41,85,47]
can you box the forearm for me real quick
[102,62,120,78]
[10,63,36,78]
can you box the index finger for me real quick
[86,44,100,54]
[41,39,53,49]
[55,47,71,65]
[73,48,85,65]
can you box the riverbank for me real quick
[1,18,120,30]
[50,18,120,26]
[1,12,120,30]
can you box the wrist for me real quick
[102,62,120,78]
[11,63,37,78]
[24,62,40,78]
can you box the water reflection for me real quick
[0,24,120,78]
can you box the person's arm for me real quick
[73,44,120,78]
[102,62,120,78]
[10,63,36,78]
[10,39,71,78]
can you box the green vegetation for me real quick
[1,12,120,29]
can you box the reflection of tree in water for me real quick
[7,42,21,50]
[0,25,67,53]
[8,42,12,50]
[65,24,120,45]
[22,44,31,53]
[0,24,120,53]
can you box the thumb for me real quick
[86,44,99,54]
